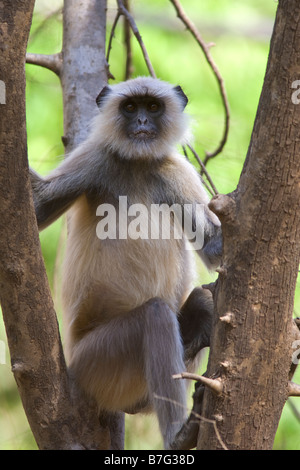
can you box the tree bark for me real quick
[0,0,110,450]
[198,0,300,450]
[61,0,108,151]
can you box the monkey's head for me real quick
[92,77,190,160]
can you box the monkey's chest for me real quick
[63,195,195,317]
[96,234,191,312]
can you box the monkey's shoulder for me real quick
[79,151,205,208]
[158,153,208,203]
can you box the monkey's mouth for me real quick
[131,130,156,140]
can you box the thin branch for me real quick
[106,9,121,66]
[173,409,227,451]
[26,52,62,77]
[170,0,230,163]
[185,144,219,196]
[154,394,228,450]
[123,0,134,80]
[173,372,223,395]
[288,381,300,397]
[117,0,156,78]
[182,146,214,197]
[287,399,300,423]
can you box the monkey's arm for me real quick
[30,146,101,230]
[199,216,222,270]
[30,168,85,230]
[167,156,223,269]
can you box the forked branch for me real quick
[114,0,156,78]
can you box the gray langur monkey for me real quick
[30,76,222,449]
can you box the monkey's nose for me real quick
[138,117,148,125]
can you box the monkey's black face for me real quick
[119,96,165,142]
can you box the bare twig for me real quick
[288,381,300,397]
[117,0,156,78]
[170,0,230,163]
[123,0,134,80]
[154,393,227,450]
[185,144,219,196]
[173,372,223,395]
[26,52,62,76]
[287,399,300,423]
[182,146,215,197]
[106,9,121,66]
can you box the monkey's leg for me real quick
[179,286,213,363]
[141,298,187,449]
[69,297,187,450]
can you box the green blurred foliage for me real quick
[1,0,300,450]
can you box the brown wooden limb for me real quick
[106,9,121,67]
[173,372,223,396]
[123,0,134,80]
[117,0,156,78]
[26,52,62,76]
[288,382,300,397]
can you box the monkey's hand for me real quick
[200,225,223,270]
[30,168,45,213]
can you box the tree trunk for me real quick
[198,0,300,449]
[0,0,111,450]
[61,0,108,151]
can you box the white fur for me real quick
[89,77,191,159]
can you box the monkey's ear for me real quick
[96,86,112,108]
[173,85,188,110]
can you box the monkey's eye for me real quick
[148,102,160,113]
[123,101,137,113]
